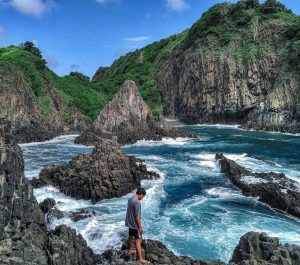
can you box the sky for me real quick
[0,0,299,77]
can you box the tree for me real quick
[21,41,43,58]
[261,0,289,14]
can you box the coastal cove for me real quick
[20,124,300,263]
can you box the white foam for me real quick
[19,135,80,147]
[33,185,92,211]
[188,124,241,129]
[241,176,269,185]
[128,137,191,147]
[205,187,241,198]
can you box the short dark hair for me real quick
[136,187,146,196]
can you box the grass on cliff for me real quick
[0,45,108,123]
[94,0,300,107]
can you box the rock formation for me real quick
[0,118,96,265]
[230,232,300,265]
[215,153,300,218]
[31,137,159,203]
[77,80,195,146]
[98,232,300,265]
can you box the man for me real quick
[125,187,150,263]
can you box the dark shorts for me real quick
[128,228,142,239]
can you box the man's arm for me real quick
[134,214,143,233]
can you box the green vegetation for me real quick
[0,43,108,123]
[47,71,108,122]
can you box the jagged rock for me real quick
[47,225,96,265]
[99,239,225,265]
[230,232,300,265]
[0,118,97,265]
[39,198,56,214]
[215,154,300,218]
[47,208,65,223]
[31,138,159,203]
[74,128,117,146]
[77,80,194,146]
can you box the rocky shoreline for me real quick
[215,153,300,218]
[1,118,300,264]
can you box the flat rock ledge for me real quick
[31,137,160,203]
[215,153,300,218]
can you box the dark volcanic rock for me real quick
[32,138,158,203]
[215,153,300,218]
[74,128,117,146]
[99,239,225,265]
[230,232,300,265]
[157,48,300,133]
[0,118,97,265]
[76,80,195,146]
[47,225,96,265]
[39,198,56,214]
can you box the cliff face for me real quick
[156,1,300,132]
[158,51,299,131]
[0,45,106,143]
[0,62,67,142]
[0,118,96,265]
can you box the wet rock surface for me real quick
[215,153,300,218]
[31,137,159,203]
[230,232,300,265]
[77,80,195,146]
[0,118,96,265]
[98,239,225,265]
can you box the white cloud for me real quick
[123,36,151,42]
[32,39,39,47]
[10,0,53,18]
[166,0,189,12]
[45,54,59,69]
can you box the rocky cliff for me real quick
[0,118,96,265]
[94,0,300,133]
[156,2,300,133]
[0,44,106,143]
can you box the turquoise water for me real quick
[20,126,300,262]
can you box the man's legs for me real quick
[136,238,149,263]
[127,236,134,254]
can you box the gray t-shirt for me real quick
[125,195,141,229]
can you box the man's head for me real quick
[136,187,146,200]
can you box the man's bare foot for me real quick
[138,259,150,264]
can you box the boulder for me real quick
[230,232,300,265]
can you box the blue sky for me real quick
[0,0,299,77]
